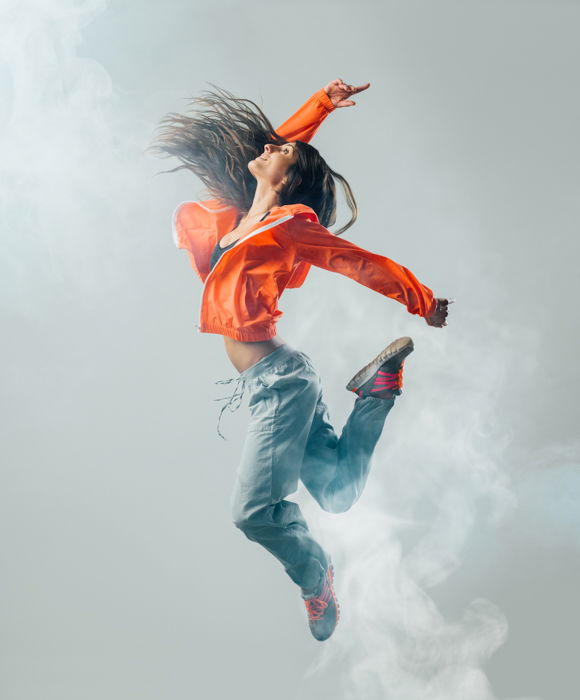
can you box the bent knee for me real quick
[232,508,250,532]
[231,504,259,533]
[321,500,351,515]
[317,490,357,514]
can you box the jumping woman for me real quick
[150,78,450,642]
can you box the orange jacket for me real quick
[172,88,437,341]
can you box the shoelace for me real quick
[305,597,329,621]
[213,376,247,440]
[304,568,339,622]
[370,365,404,393]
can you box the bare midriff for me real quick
[223,335,286,374]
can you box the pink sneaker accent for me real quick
[345,337,414,400]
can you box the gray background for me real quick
[1,0,579,699]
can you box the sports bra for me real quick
[209,211,271,271]
[209,238,237,271]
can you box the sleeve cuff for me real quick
[315,88,336,112]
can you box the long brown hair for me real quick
[148,84,357,236]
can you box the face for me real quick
[248,141,299,190]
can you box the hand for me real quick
[425,298,454,328]
[323,78,371,108]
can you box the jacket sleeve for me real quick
[284,218,437,318]
[275,88,336,143]
[172,199,239,282]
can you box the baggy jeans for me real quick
[222,343,395,596]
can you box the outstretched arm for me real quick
[283,217,438,319]
[276,79,371,143]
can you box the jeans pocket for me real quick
[292,350,313,370]
[247,380,280,433]
[255,358,295,389]
[257,372,278,389]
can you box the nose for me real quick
[264,143,273,154]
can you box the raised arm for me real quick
[275,88,336,143]
[283,217,437,319]
[276,79,371,143]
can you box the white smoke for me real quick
[1,1,577,699]
[0,0,153,317]
[288,229,547,698]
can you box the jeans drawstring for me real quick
[214,375,247,440]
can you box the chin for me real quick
[247,163,257,180]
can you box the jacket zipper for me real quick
[196,214,294,331]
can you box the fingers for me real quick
[425,297,453,327]
[439,297,455,325]
[335,79,371,93]
[345,82,370,93]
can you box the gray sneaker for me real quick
[301,564,340,641]
[346,336,414,400]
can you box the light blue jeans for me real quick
[217,343,395,595]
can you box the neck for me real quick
[245,180,281,218]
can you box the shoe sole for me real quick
[330,564,340,623]
[327,563,340,634]
[345,336,414,392]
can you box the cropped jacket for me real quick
[172,88,436,341]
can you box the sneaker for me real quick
[301,564,340,641]
[346,336,414,400]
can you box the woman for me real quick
[151,78,450,642]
